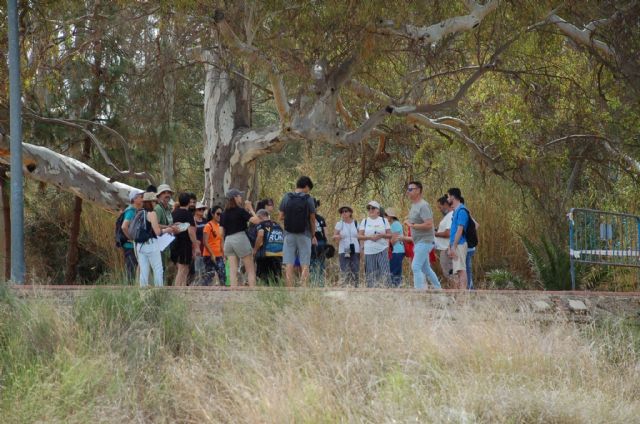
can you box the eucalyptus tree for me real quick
[1,0,638,215]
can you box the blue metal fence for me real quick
[568,208,640,290]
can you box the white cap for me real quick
[367,200,381,209]
[128,188,144,203]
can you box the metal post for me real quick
[569,209,576,290]
[8,0,25,284]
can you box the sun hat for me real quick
[338,205,353,213]
[142,192,157,202]
[128,188,144,203]
[226,188,244,199]
[366,200,381,209]
[156,184,174,196]
[385,208,399,218]
[196,201,206,210]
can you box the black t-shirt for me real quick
[315,214,327,242]
[220,207,251,236]
[172,208,196,246]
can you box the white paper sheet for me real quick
[156,233,175,252]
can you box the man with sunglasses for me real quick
[405,181,441,290]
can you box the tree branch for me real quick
[0,136,135,213]
[543,134,640,175]
[214,10,290,123]
[546,14,616,60]
[377,0,499,42]
[24,111,153,183]
[388,63,494,115]
[407,113,502,173]
[343,108,393,146]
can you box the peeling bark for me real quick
[202,50,283,206]
[547,14,616,60]
[378,0,498,42]
[0,139,136,213]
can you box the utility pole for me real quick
[8,0,25,284]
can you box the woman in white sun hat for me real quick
[357,201,392,288]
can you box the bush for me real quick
[485,269,531,290]
[521,235,573,290]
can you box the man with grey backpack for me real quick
[278,176,316,287]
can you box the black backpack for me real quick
[246,224,258,247]
[465,210,478,248]
[283,192,310,233]
[114,210,128,248]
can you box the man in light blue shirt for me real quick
[447,187,469,289]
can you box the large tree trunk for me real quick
[203,50,261,206]
[159,16,176,188]
[65,196,83,284]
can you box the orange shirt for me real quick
[203,220,223,257]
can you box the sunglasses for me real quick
[407,187,417,192]
[366,206,378,211]
[215,212,222,216]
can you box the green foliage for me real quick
[521,235,572,290]
[485,269,530,290]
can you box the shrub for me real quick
[485,268,530,290]
[521,235,573,290]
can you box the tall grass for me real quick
[1,285,639,422]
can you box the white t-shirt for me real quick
[359,217,391,255]
[435,210,453,251]
[334,220,361,254]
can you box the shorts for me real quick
[283,233,312,266]
[438,249,453,277]
[452,242,468,273]
[170,239,192,265]
[224,232,252,258]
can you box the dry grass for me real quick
[1,287,639,423]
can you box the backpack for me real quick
[283,192,310,233]
[128,210,153,244]
[246,224,258,247]
[261,221,284,258]
[464,209,478,248]
[114,210,129,248]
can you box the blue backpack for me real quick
[258,221,284,258]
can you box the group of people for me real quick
[117,176,477,289]
[332,182,477,290]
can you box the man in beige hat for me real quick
[154,183,174,282]
[155,184,174,228]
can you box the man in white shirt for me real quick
[434,196,454,284]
